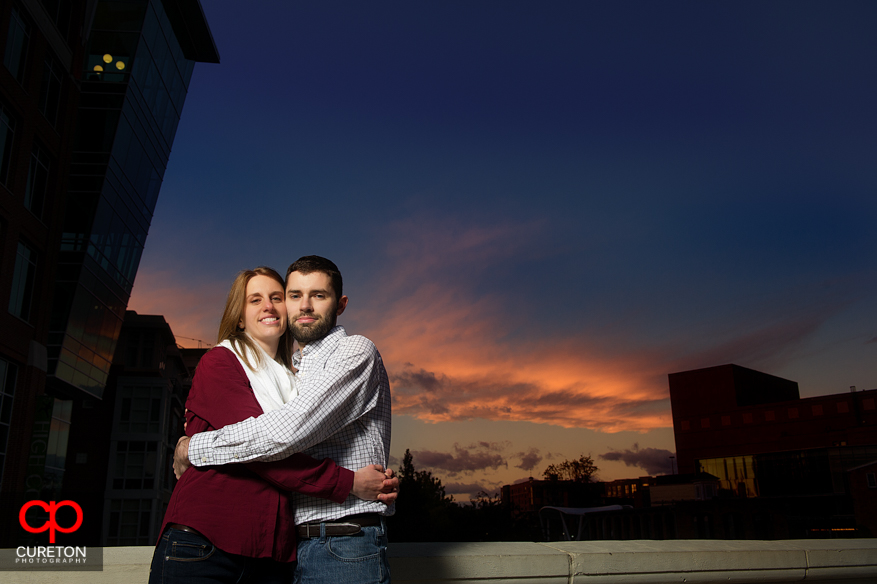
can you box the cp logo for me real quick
[19,500,83,543]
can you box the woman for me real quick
[149,267,381,583]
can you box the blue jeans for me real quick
[293,519,390,584]
[149,527,294,584]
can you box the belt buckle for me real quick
[333,522,361,536]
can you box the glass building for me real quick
[0,0,216,532]
[48,0,218,400]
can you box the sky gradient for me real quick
[128,1,877,500]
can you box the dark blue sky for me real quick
[130,1,877,497]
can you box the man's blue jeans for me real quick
[149,527,294,584]
[293,519,390,584]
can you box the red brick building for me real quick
[670,364,876,507]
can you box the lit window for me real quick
[837,402,849,413]
[811,405,823,416]
[701,417,710,429]
[721,415,731,426]
[743,413,753,424]
[765,411,775,421]
[788,408,799,419]
[864,399,875,411]
[680,420,690,431]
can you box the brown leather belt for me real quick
[167,523,206,538]
[296,513,381,539]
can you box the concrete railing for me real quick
[4,539,877,583]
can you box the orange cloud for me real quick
[127,267,227,348]
[129,213,837,435]
[348,217,676,433]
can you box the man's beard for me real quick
[289,313,336,344]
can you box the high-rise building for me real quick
[62,311,205,546]
[0,0,218,543]
[669,364,877,535]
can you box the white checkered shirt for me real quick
[188,326,394,523]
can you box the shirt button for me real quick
[201,457,207,462]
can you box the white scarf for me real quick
[218,338,297,412]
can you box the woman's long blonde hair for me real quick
[217,267,293,371]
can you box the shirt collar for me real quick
[292,325,346,366]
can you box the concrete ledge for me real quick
[390,540,877,584]
[2,540,876,583]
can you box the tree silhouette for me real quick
[542,454,599,483]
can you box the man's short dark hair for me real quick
[286,255,343,299]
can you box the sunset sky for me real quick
[127,1,877,500]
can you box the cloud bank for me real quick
[600,443,676,476]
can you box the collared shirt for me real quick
[189,326,394,524]
[163,347,352,561]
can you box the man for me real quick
[175,256,393,584]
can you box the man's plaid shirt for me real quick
[189,326,394,524]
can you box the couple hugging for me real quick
[149,256,396,584]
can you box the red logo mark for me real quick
[19,500,83,543]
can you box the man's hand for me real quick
[352,464,399,504]
[173,436,192,479]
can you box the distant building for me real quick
[502,477,601,516]
[648,473,719,506]
[603,476,651,507]
[847,460,877,537]
[62,311,206,546]
[669,364,877,536]
[0,0,217,546]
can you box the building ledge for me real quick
[3,539,877,583]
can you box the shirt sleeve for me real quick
[189,337,383,466]
[186,347,354,502]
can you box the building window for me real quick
[106,498,153,546]
[680,420,690,431]
[117,385,162,433]
[788,408,799,419]
[124,331,156,368]
[743,413,753,424]
[24,143,50,219]
[43,399,72,491]
[3,7,30,83]
[0,103,15,185]
[39,56,63,127]
[811,405,823,416]
[864,399,875,411]
[837,401,849,414]
[112,440,157,489]
[867,473,876,489]
[721,415,731,426]
[0,358,18,488]
[38,0,73,39]
[765,410,775,421]
[700,417,710,429]
[8,241,37,322]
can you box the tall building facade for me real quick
[0,0,217,544]
[669,364,877,534]
[62,311,205,546]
